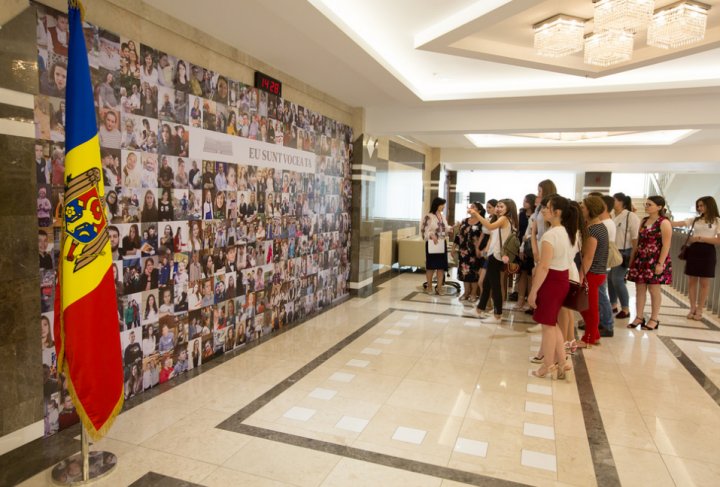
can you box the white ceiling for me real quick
[144,0,720,172]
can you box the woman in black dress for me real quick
[670,196,720,320]
[453,202,486,301]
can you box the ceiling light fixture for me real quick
[533,0,711,68]
[584,29,635,66]
[647,0,710,49]
[593,0,655,33]
[533,15,586,57]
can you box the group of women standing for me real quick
[423,184,720,378]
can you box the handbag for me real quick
[621,212,631,268]
[607,242,623,268]
[563,280,589,312]
[499,226,520,274]
[678,218,697,260]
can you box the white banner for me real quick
[189,127,316,174]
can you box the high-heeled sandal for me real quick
[532,364,557,379]
[575,340,592,349]
[692,313,703,321]
[556,363,569,380]
[641,319,660,330]
[627,317,645,329]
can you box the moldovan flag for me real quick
[54,0,124,440]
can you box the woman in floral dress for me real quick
[453,202,487,301]
[627,196,672,331]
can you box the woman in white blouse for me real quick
[671,196,720,320]
[609,193,641,319]
[420,197,449,295]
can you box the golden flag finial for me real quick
[68,0,86,21]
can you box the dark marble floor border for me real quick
[661,289,720,331]
[573,351,621,487]
[231,424,530,487]
[658,336,720,408]
[0,294,352,486]
[219,307,621,487]
[128,471,205,487]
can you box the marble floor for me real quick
[10,273,720,486]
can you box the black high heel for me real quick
[627,317,645,329]
[641,319,660,331]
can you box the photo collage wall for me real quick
[34,4,353,437]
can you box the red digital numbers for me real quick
[255,72,282,96]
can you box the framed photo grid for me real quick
[35,4,353,437]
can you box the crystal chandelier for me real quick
[584,29,635,66]
[593,0,656,33]
[647,1,710,49]
[533,15,586,57]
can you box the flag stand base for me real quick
[50,426,117,485]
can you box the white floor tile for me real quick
[396,322,414,328]
[433,318,449,323]
[361,347,382,356]
[527,384,552,396]
[386,329,404,336]
[699,346,720,354]
[403,314,420,320]
[329,372,355,383]
[283,406,316,422]
[521,449,557,472]
[710,356,720,364]
[335,415,370,433]
[530,335,542,342]
[523,422,555,440]
[530,345,540,352]
[525,401,554,416]
[463,321,482,328]
[309,388,337,400]
[454,437,488,457]
[392,426,427,445]
[374,338,394,345]
[346,359,370,368]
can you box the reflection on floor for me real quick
[16,274,720,486]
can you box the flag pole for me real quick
[81,425,89,482]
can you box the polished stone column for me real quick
[349,135,376,297]
[0,7,42,437]
[445,170,457,225]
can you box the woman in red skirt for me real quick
[528,196,579,378]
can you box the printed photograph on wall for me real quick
[34,3,353,437]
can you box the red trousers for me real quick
[580,272,606,345]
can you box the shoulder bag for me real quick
[499,226,521,274]
[678,218,697,260]
[621,212,631,268]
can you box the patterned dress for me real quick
[453,218,484,282]
[628,216,672,285]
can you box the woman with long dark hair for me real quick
[515,193,537,310]
[453,202,486,301]
[609,193,640,319]
[670,196,719,320]
[528,195,578,378]
[421,197,449,294]
[469,198,519,323]
[627,196,673,330]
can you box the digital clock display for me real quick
[254,71,282,97]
